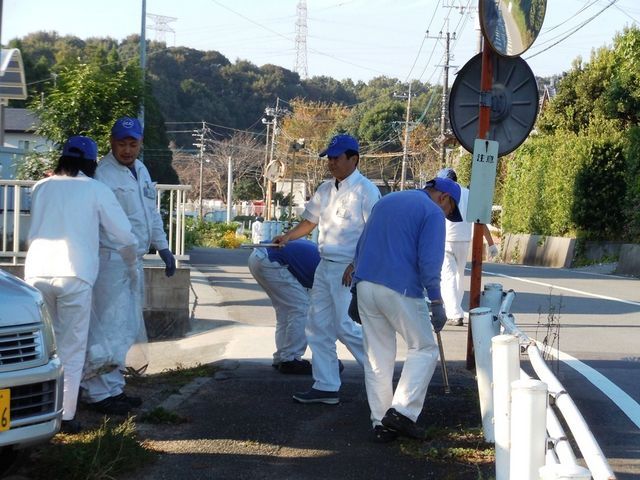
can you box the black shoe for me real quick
[85,396,132,415]
[381,408,426,440]
[113,392,143,407]
[370,425,398,443]
[448,318,464,326]
[278,359,312,375]
[60,419,82,434]
[292,388,339,405]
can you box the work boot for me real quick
[84,396,131,415]
[113,392,143,408]
[381,408,427,440]
[278,359,312,375]
[448,317,464,326]
[60,419,83,434]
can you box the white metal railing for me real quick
[472,285,616,480]
[155,184,192,261]
[0,179,191,264]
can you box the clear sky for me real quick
[2,0,639,84]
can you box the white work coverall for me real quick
[82,152,170,403]
[248,248,308,363]
[25,174,137,420]
[441,187,472,320]
[302,169,380,392]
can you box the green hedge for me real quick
[624,126,640,242]
[502,132,627,240]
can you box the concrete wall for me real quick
[616,244,640,276]
[0,264,191,341]
[500,233,576,268]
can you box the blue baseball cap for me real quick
[425,177,463,222]
[319,134,359,157]
[62,135,98,161]
[111,116,143,140]
[437,167,457,182]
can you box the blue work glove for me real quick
[158,248,176,277]
[430,302,447,333]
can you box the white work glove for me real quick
[488,244,499,260]
[127,264,139,288]
[118,245,139,285]
[430,303,447,333]
[118,244,138,266]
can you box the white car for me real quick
[0,269,63,452]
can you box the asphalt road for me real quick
[477,262,640,479]
[189,248,640,478]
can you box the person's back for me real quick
[354,189,445,298]
[266,238,320,289]
[27,176,115,284]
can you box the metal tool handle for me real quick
[436,331,451,394]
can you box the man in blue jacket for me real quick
[353,177,462,442]
[248,239,321,374]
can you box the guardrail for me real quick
[1,179,191,264]
[472,284,616,480]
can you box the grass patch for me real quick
[128,362,217,389]
[139,407,187,425]
[27,417,156,480]
[399,426,494,464]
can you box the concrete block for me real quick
[616,244,640,276]
[143,266,190,340]
[501,233,575,268]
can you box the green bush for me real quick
[623,126,640,241]
[184,218,245,249]
[502,132,627,240]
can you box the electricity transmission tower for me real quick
[294,0,309,79]
[147,13,178,45]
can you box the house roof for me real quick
[3,107,39,133]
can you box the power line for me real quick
[525,0,619,61]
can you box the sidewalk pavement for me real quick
[143,258,474,375]
[126,248,484,480]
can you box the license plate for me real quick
[0,388,10,432]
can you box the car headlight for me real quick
[39,302,57,358]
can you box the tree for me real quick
[279,99,351,191]
[173,132,264,204]
[18,62,142,180]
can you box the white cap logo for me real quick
[122,119,134,128]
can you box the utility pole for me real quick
[226,155,233,224]
[427,22,456,167]
[192,121,207,219]
[139,0,146,161]
[263,98,289,220]
[261,117,272,201]
[393,85,417,191]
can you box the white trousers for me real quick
[27,276,92,421]
[357,281,439,425]
[307,259,365,392]
[82,255,145,403]
[441,240,470,319]
[248,249,309,363]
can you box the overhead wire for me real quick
[525,0,620,61]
